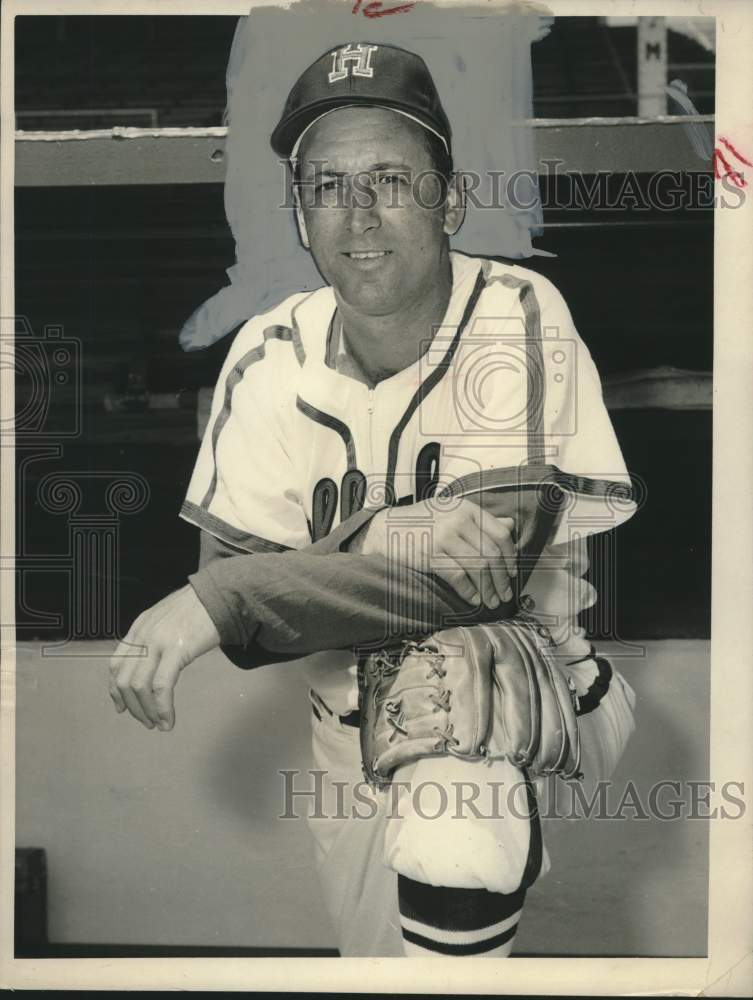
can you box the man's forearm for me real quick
[194,506,397,669]
[189,548,506,666]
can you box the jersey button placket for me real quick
[367,387,375,472]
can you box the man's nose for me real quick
[346,182,381,235]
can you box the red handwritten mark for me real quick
[713,135,751,188]
[352,0,416,17]
[718,136,753,167]
[713,150,745,187]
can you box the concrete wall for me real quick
[15,639,709,955]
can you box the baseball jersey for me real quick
[182,251,636,712]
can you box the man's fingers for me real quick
[481,559,510,606]
[129,644,163,727]
[109,639,179,731]
[455,527,510,606]
[109,633,147,714]
[465,509,518,598]
[107,587,218,732]
[488,555,512,605]
[469,563,502,609]
[152,654,184,731]
[109,648,127,713]
[439,536,502,609]
[119,679,156,729]
[467,506,517,570]
[110,633,156,729]
[482,532,514,604]
[482,515,518,578]
[434,556,483,606]
[109,682,127,713]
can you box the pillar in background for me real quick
[638,17,668,117]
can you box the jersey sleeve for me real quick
[541,287,636,547]
[443,273,637,549]
[180,322,312,553]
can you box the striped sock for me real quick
[397,876,526,957]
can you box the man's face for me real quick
[294,107,462,317]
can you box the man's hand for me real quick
[109,584,221,731]
[358,498,517,609]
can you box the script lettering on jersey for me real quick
[310,443,441,541]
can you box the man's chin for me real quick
[337,279,403,317]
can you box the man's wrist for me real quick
[187,568,247,647]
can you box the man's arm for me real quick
[108,487,552,731]
[191,484,554,669]
[195,505,390,669]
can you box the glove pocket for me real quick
[533,651,582,779]
[488,625,541,768]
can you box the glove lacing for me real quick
[374,644,463,754]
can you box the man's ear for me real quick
[292,182,311,249]
[443,172,466,236]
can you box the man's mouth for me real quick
[342,251,392,260]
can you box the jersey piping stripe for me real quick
[438,463,635,503]
[324,309,341,369]
[490,273,546,467]
[289,292,312,367]
[200,324,299,510]
[180,500,292,554]
[296,396,357,471]
[384,267,487,496]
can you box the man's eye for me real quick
[378,174,406,185]
[314,178,338,194]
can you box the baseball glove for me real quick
[357,614,582,791]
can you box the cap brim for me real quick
[271,96,448,158]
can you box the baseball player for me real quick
[110,42,638,957]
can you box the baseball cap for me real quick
[270,41,452,160]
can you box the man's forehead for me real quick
[299,158,414,179]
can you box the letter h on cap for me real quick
[328,43,378,84]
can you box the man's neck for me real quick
[335,250,453,388]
